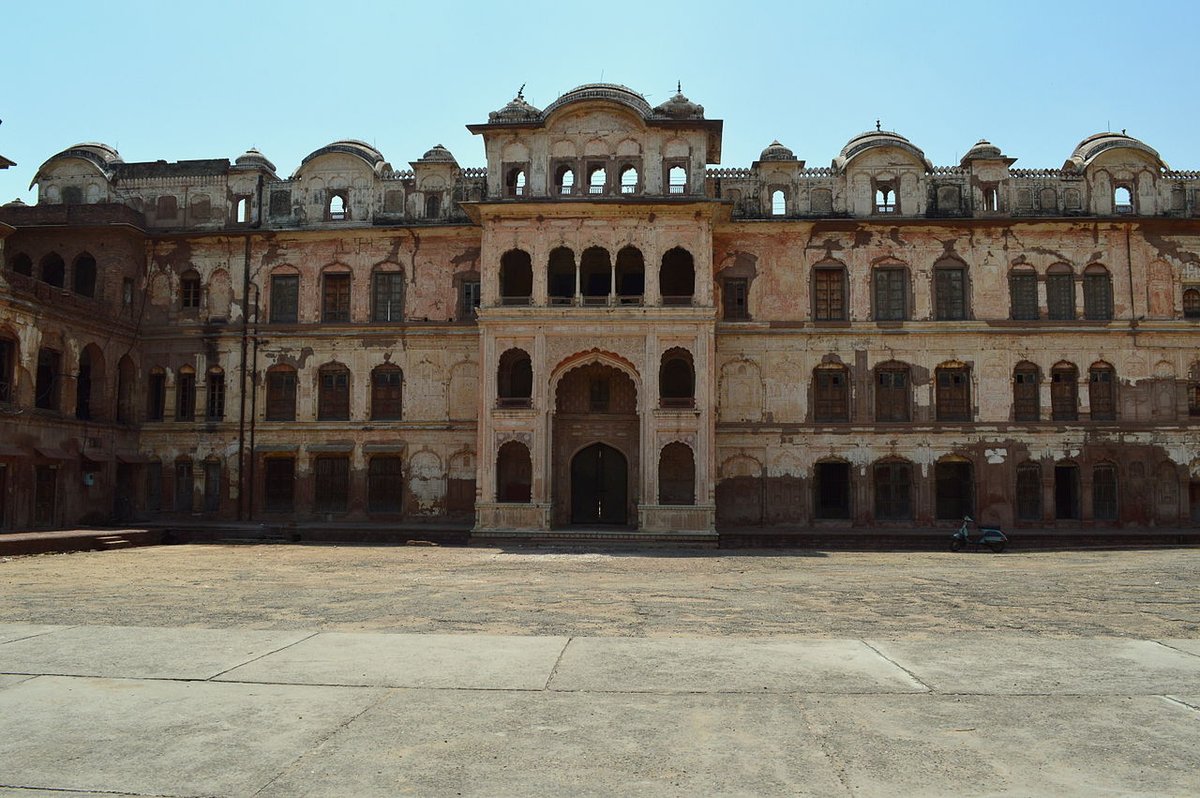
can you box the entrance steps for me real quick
[471,528,719,549]
[95,534,133,550]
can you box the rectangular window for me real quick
[318,370,350,420]
[269,190,292,217]
[1093,465,1118,520]
[322,273,351,322]
[813,269,846,321]
[873,463,912,520]
[174,461,193,512]
[176,373,196,422]
[1009,273,1038,320]
[35,348,61,411]
[1016,465,1041,521]
[875,369,909,422]
[206,373,225,420]
[723,278,748,320]
[814,369,849,423]
[314,457,349,513]
[459,280,481,320]
[1013,370,1040,421]
[270,275,299,324]
[935,268,967,320]
[368,457,404,513]
[264,457,295,512]
[372,272,405,322]
[590,378,610,412]
[147,372,166,421]
[180,277,202,310]
[1046,274,1075,320]
[873,269,906,321]
[936,368,971,422]
[203,460,220,513]
[265,372,297,421]
[1083,273,1113,320]
[371,368,403,420]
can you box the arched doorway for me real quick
[571,443,627,525]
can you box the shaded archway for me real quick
[499,249,532,305]
[496,441,532,503]
[570,443,627,524]
[660,247,695,305]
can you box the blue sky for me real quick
[2,0,1197,202]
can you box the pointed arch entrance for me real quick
[571,443,628,524]
[550,351,640,528]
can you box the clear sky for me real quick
[2,0,1197,202]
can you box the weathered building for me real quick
[2,83,1199,539]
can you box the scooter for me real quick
[951,515,1007,553]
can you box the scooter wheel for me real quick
[951,539,964,552]
[987,541,1006,553]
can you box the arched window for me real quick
[75,346,100,421]
[658,442,695,505]
[371,363,403,420]
[1185,288,1200,319]
[499,249,533,305]
[814,364,850,423]
[556,165,575,196]
[265,365,297,421]
[269,270,300,324]
[34,348,61,411]
[615,246,645,304]
[1050,363,1079,421]
[327,191,348,221]
[1083,265,1113,320]
[1094,463,1118,520]
[548,247,576,305]
[0,335,14,404]
[588,166,607,195]
[157,195,178,220]
[1016,462,1042,521]
[1046,264,1075,320]
[668,166,687,194]
[660,349,695,408]
[236,197,249,224]
[496,441,532,503]
[580,246,612,304]
[935,458,974,520]
[812,263,847,321]
[425,194,441,218]
[874,186,896,213]
[1113,185,1133,214]
[660,247,695,306]
[1013,362,1040,421]
[179,269,202,310]
[875,362,910,422]
[174,458,194,513]
[205,367,225,421]
[497,349,532,408]
[873,264,908,320]
[176,365,196,422]
[771,189,786,216]
[983,185,999,212]
[9,252,32,277]
[933,258,969,320]
[1088,362,1116,421]
[505,168,527,198]
[1009,268,1038,320]
[204,457,221,512]
[873,460,913,520]
[935,364,971,422]
[619,166,639,194]
[317,364,350,420]
[73,254,97,297]
[40,253,65,288]
[1190,363,1200,417]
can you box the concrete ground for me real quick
[1,544,1199,796]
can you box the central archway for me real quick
[570,443,628,524]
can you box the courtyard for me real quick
[1,544,1198,796]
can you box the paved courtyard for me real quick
[1,544,1198,796]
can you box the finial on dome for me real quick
[876,119,881,132]
[677,80,682,94]
[517,83,525,100]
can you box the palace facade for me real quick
[2,83,1199,539]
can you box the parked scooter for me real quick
[951,515,1007,553]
